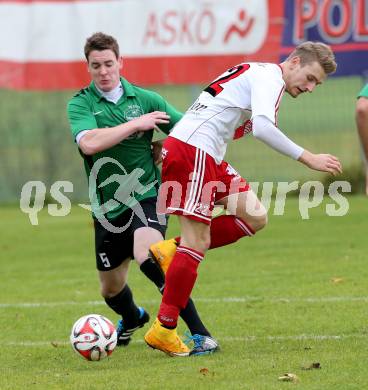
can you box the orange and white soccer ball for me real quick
[70,314,117,361]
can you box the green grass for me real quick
[1,196,368,389]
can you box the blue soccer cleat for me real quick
[184,333,220,356]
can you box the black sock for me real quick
[180,298,211,337]
[140,258,165,289]
[159,289,211,337]
[104,285,139,329]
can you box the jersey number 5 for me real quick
[204,64,250,97]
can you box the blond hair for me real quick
[287,41,337,74]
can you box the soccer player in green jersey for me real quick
[356,84,368,195]
[67,32,218,354]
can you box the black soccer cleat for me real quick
[116,307,150,346]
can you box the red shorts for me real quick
[158,136,250,224]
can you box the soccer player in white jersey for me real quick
[144,41,342,356]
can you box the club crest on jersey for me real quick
[124,105,144,121]
[124,105,145,139]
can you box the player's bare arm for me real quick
[79,111,170,155]
[298,149,342,175]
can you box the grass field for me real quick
[1,196,367,389]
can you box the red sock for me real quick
[209,215,254,249]
[158,246,204,328]
[174,215,254,250]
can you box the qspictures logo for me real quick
[87,157,166,233]
[19,157,351,231]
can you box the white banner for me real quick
[0,0,268,61]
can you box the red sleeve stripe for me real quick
[274,85,285,126]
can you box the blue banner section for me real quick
[281,0,368,76]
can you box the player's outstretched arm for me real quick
[252,116,342,176]
[298,150,342,175]
[79,111,170,155]
[252,115,304,159]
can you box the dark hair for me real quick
[287,41,337,74]
[84,32,120,61]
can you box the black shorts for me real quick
[94,197,167,271]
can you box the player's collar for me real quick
[119,77,136,98]
[95,83,123,104]
[90,77,136,102]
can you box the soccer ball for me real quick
[70,314,117,361]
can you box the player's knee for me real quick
[182,231,210,253]
[251,212,268,232]
[194,229,211,252]
[133,249,149,264]
[100,283,126,299]
[200,233,211,252]
[100,288,115,299]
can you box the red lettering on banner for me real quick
[0,1,283,90]
[161,11,177,45]
[320,0,351,38]
[196,10,215,44]
[294,0,318,42]
[179,11,195,44]
[293,0,368,43]
[223,10,255,43]
[143,13,160,45]
[356,0,368,40]
[143,9,216,47]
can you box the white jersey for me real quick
[170,62,285,164]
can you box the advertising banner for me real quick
[1,0,366,89]
[0,0,282,89]
[282,0,368,76]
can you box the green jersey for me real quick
[67,77,182,220]
[358,84,368,98]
